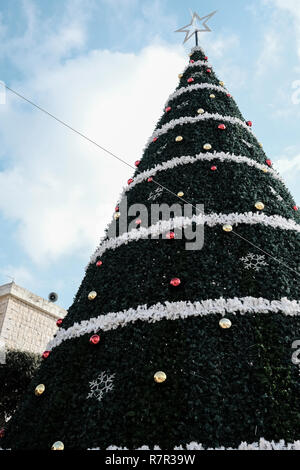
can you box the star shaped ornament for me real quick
[175,11,217,44]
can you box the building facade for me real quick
[0,282,66,355]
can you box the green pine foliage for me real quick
[0,350,41,428]
[2,47,300,450]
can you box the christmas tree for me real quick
[2,43,300,450]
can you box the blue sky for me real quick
[0,0,299,309]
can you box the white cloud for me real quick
[276,153,300,174]
[249,1,300,119]
[0,1,246,266]
[0,24,186,264]
[264,0,300,18]
[201,34,240,60]
[0,265,34,286]
[252,1,300,78]
[273,148,300,202]
[99,0,178,48]
[262,0,300,59]
[0,0,91,72]
[255,30,282,77]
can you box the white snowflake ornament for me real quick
[87,371,115,403]
[176,100,189,109]
[148,187,164,201]
[240,253,268,272]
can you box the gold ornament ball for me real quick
[114,212,120,220]
[188,52,193,57]
[178,73,183,79]
[219,318,232,329]
[259,142,263,148]
[88,291,97,300]
[262,168,268,173]
[154,371,167,383]
[223,224,233,232]
[51,441,64,451]
[175,136,183,142]
[255,202,265,210]
[219,81,225,86]
[177,191,184,197]
[209,94,216,99]
[197,108,205,114]
[203,143,212,150]
[35,384,45,396]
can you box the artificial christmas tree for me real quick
[2,45,300,450]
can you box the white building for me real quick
[0,282,66,355]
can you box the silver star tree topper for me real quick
[175,10,217,45]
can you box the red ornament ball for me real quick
[96,260,103,267]
[89,334,100,345]
[204,56,208,61]
[190,59,194,64]
[0,428,5,439]
[135,218,142,225]
[42,350,50,359]
[115,206,119,212]
[56,319,63,327]
[187,77,194,83]
[266,159,272,167]
[293,205,298,211]
[246,121,252,127]
[226,93,231,98]
[211,165,217,171]
[218,124,226,130]
[147,177,153,182]
[135,160,141,167]
[165,106,171,113]
[153,137,158,143]
[206,69,212,73]
[127,178,133,185]
[166,231,175,239]
[170,277,181,287]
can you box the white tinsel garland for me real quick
[120,151,283,196]
[182,59,213,72]
[89,212,300,263]
[46,297,300,351]
[190,45,205,55]
[89,438,300,450]
[2,438,300,451]
[91,151,283,266]
[145,113,254,150]
[165,82,228,107]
